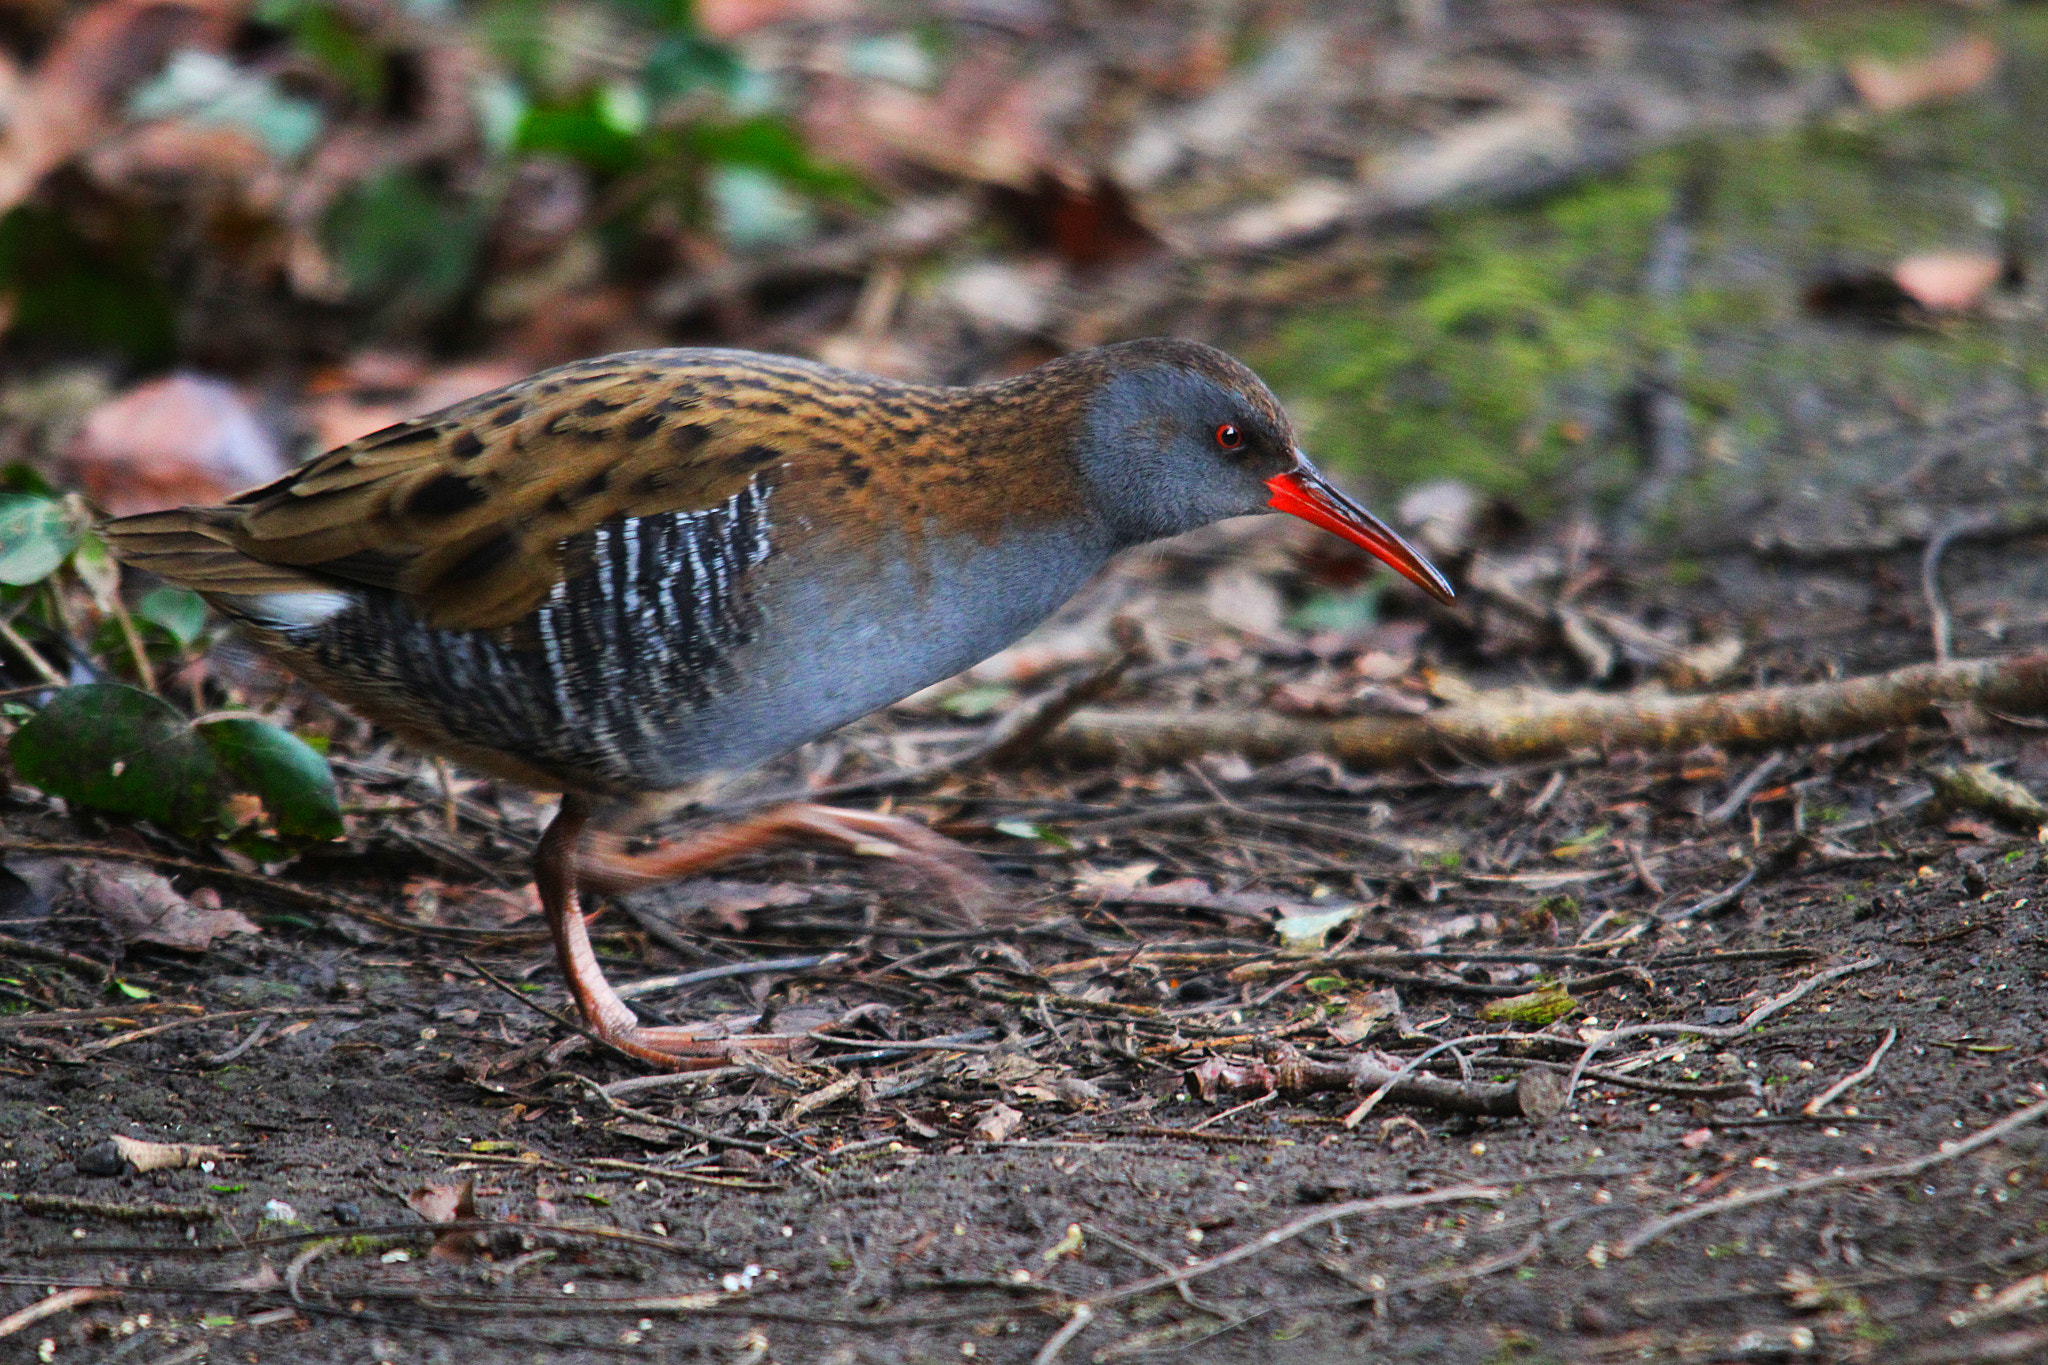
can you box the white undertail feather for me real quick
[237,591,354,631]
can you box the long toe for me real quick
[582,802,999,920]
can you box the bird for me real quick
[102,338,1453,1068]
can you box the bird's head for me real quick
[1070,339,1454,604]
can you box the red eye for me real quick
[1214,423,1243,450]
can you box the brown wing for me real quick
[104,350,862,630]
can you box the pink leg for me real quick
[537,795,794,1069]
[582,802,993,916]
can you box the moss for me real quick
[1257,8,2048,523]
[1260,159,1688,512]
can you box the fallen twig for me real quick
[1923,511,1997,664]
[1189,1048,1567,1122]
[1704,752,1784,825]
[1657,865,1760,923]
[0,930,113,980]
[7,1193,218,1224]
[1562,957,1882,1101]
[1801,1027,1898,1115]
[1614,1096,2048,1256]
[1032,1304,1094,1365]
[0,1286,122,1340]
[1044,652,2048,768]
[1081,1185,1504,1309]
[760,634,1147,809]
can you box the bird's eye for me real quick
[1214,423,1244,451]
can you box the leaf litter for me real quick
[5,4,2048,1363]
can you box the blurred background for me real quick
[10,16,2048,1358]
[0,0,2036,541]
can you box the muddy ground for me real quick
[11,4,2048,1363]
[8,514,2048,1365]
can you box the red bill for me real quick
[1266,458,1455,604]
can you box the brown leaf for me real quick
[405,1176,477,1225]
[1893,252,2004,312]
[1846,33,1998,113]
[0,0,234,212]
[105,1133,231,1173]
[405,1175,484,1261]
[987,171,1159,268]
[67,375,285,517]
[972,1102,1024,1142]
[77,862,258,951]
[219,1263,282,1292]
[1327,988,1401,1045]
[404,877,541,928]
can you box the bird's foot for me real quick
[576,1012,802,1071]
[582,802,996,921]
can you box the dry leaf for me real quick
[407,1175,480,1261]
[0,0,233,211]
[988,171,1159,268]
[219,1263,282,1292]
[404,877,541,928]
[104,1133,231,1173]
[405,1176,476,1225]
[78,862,258,951]
[1072,861,1159,895]
[1893,251,2003,312]
[1327,988,1401,1044]
[1846,33,1998,113]
[66,374,284,517]
[972,1102,1024,1142]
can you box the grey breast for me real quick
[291,475,1113,794]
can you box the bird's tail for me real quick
[100,507,337,613]
[100,507,326,599]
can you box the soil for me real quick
[6,523,2048,1365]
[9,6,2048,1363]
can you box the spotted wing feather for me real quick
[108,351,817,631]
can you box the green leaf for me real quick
[691,116,864,196]
[938,684,1014,718]
[137,587,210,647]
[1,464,57,497]
[0,205,178,366]
[643,30,740,101]
[8,684,341,847]
[111,979,152,1000]
[517,93,644,175]
[0,494,81,585]
[995,819,1074,850]
[708,165,815,249]
[198,718,343,841]
[9,684,222,835]
[324,170,488,315]
[1286,584,1382,635]
[71,532,121,608]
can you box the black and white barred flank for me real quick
[296,477,774,791]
